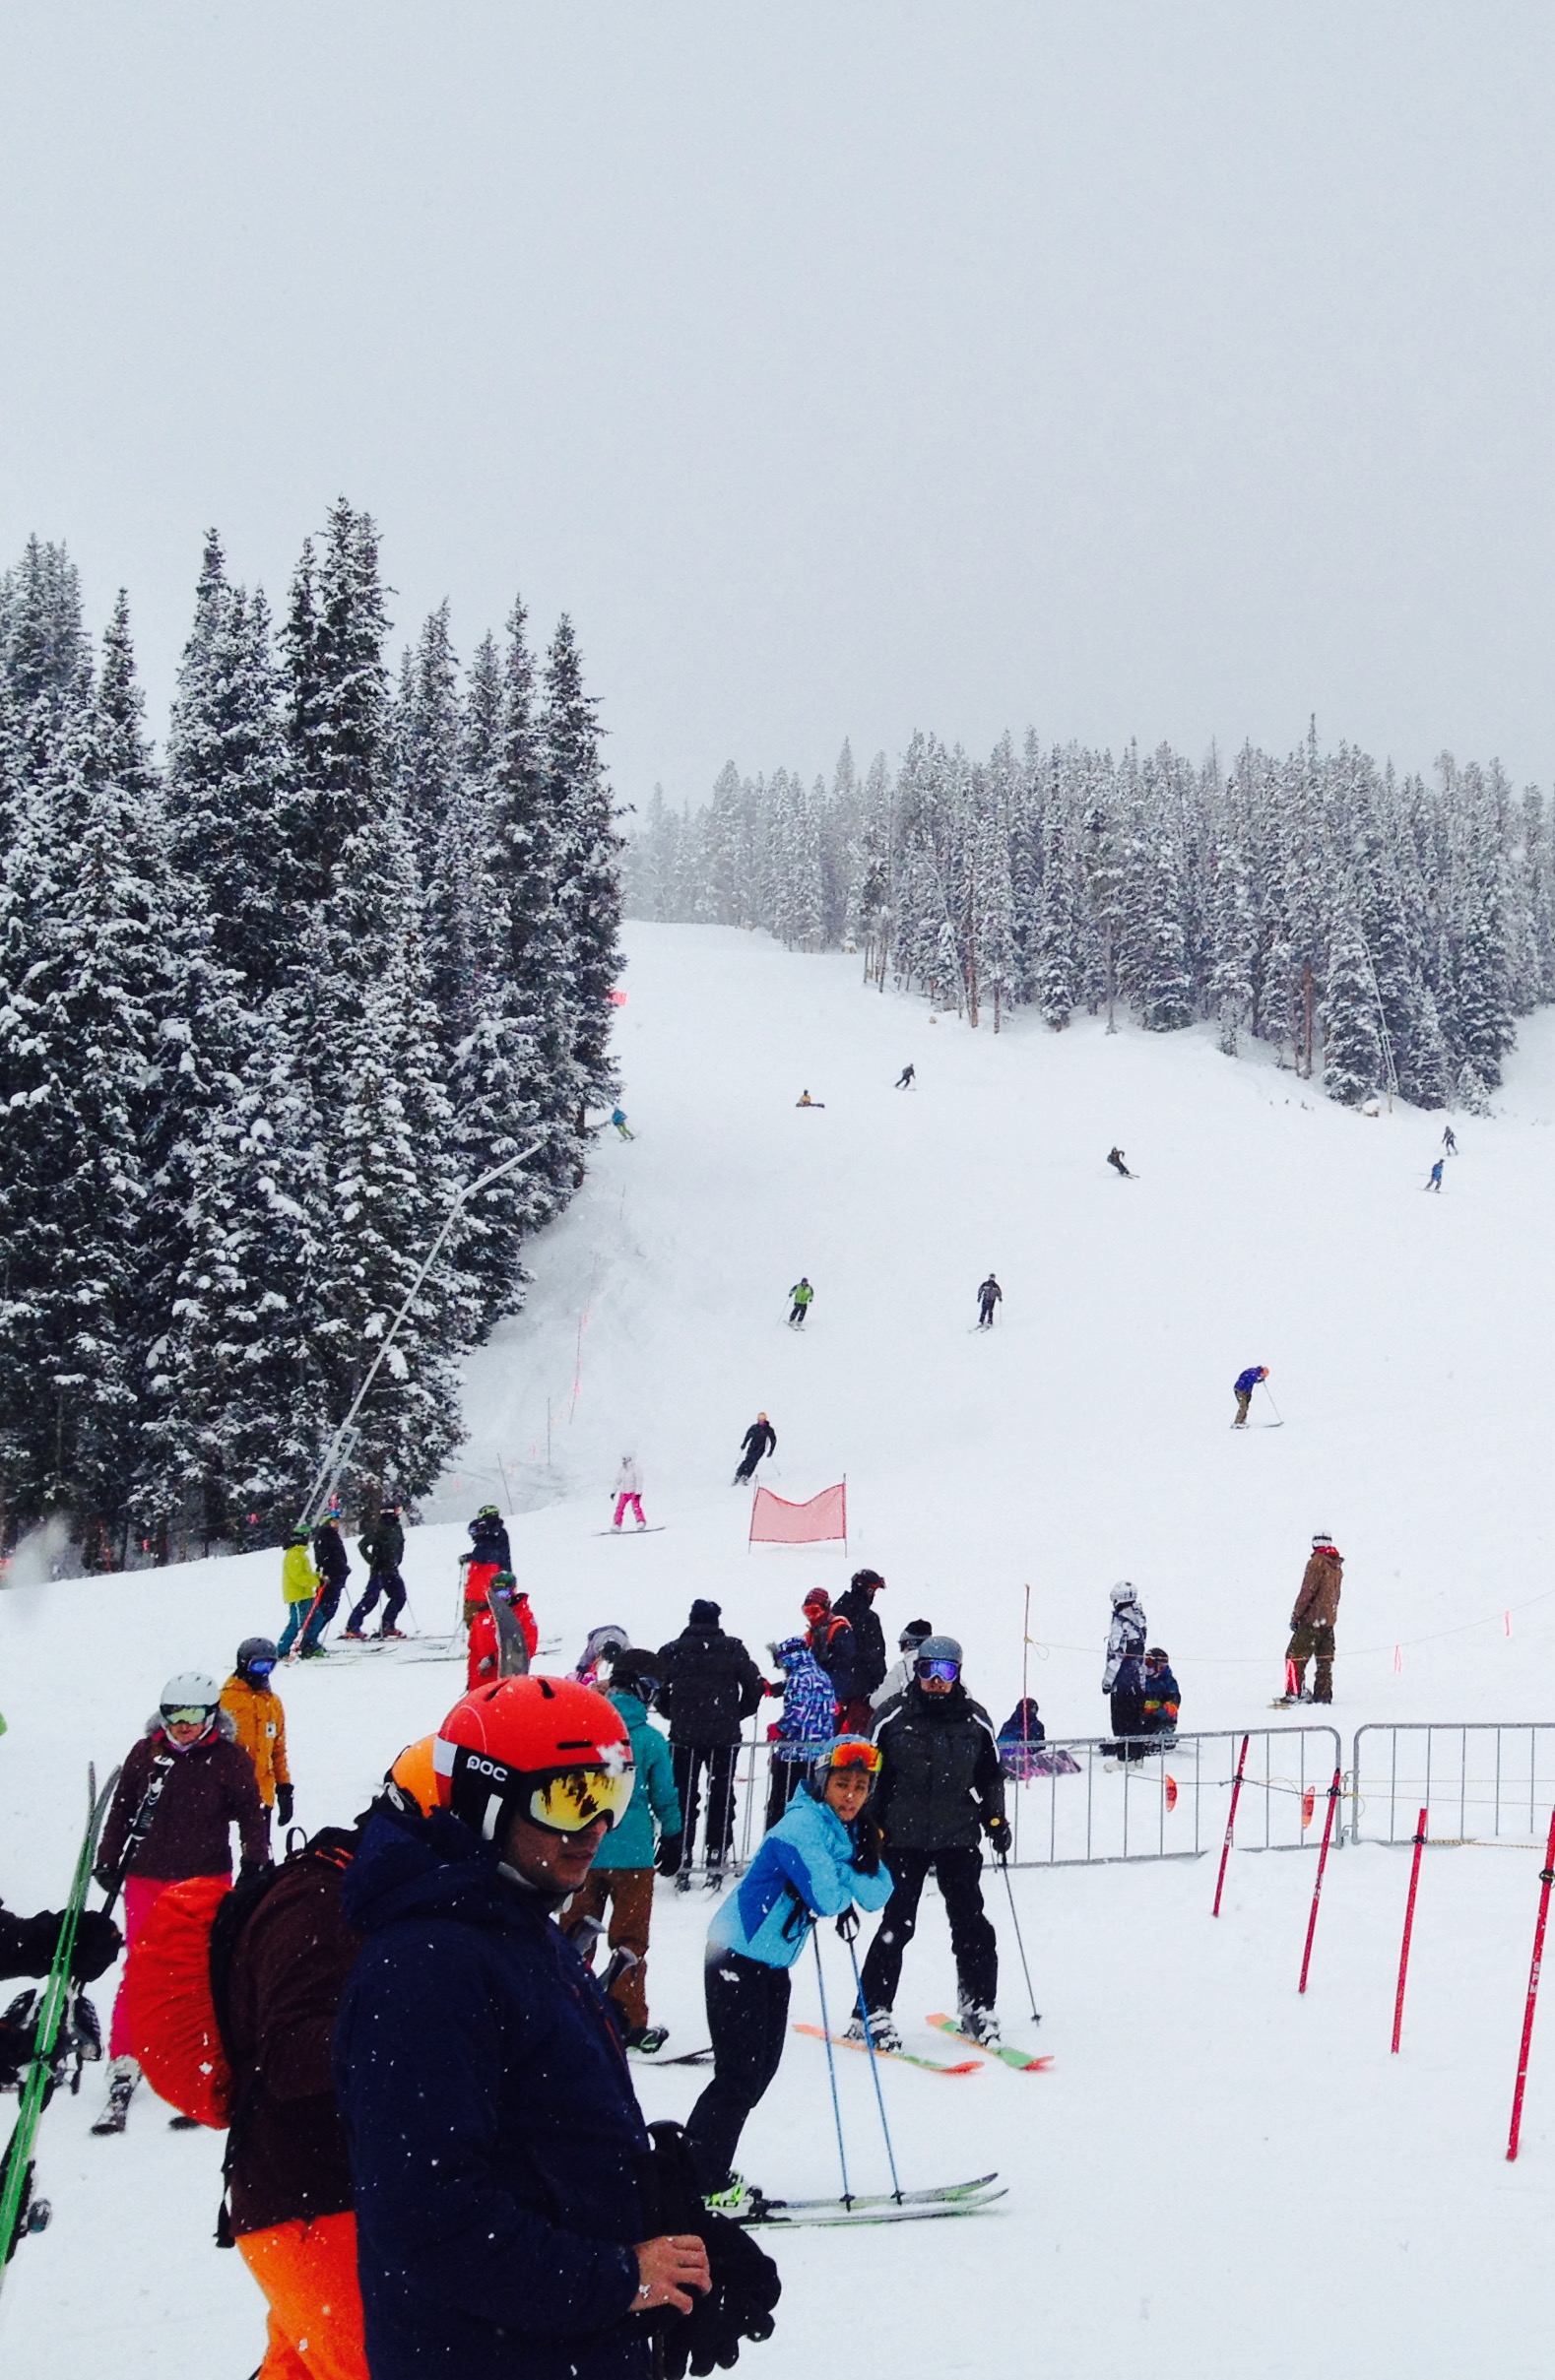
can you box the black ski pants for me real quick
[298,1577,347,1651]
[765,1756,807,1831]
[347,1567,407,1634]
[672,1743,738,1867]
[684,1951,792,2192]
[1106,1684,1149,1759]
[858,1844,998,2015]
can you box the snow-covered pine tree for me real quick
[395,602,482,1057]
[1321,905,1385,1106]
[544,611,621,1158]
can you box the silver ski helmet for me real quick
[1110,1581,1138,1607]
[161,1672,220,1733]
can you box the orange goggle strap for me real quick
[434,1736,635,1840]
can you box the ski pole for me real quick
[1507,1807,1555,2159]
[843,1931,903,2203]
[1212,1735,1250,1916]
[1297,1769,1342,1993]
[1392,1808,1428,2053]
[810,1928,855,2207]
[1261,1381,1283,1424]
[998,1856,1040,2024]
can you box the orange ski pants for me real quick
[236,2211,367,2380]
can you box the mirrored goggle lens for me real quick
[828,1740,883,1773]
[246,1659,276,1676]
[915,1658,960,1684]
[162,1705,212,1727]
[527,1763,636,1834]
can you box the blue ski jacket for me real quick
[599,1689,680,1870]
[334,1808,650,2380]
[708,1787,891,1970]
[1234,1367,1264,1396]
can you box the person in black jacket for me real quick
[469,1505,513,1572]
[801,1590,868,1720]
[655,1602,765,1884]
[849,1635,1009,2049]
[732,1414,777,1487]
[299,1518,351,1655]
[830,1570,888,1733]
[345,1506,408,1640]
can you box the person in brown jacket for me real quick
[221,1638,294,1833]
[1282,1535,1343,1704]
[93,1671,269,2132]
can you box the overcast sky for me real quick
[3,3,1553,810]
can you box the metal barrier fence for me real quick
[708,1724,1343,1877]
[1350,1724,1555,1847]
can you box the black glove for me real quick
[237,1858,273,1883]
[91,1864,116,1898]
[657,1833,684,1879]
[70,1909,123,1983]
[640,2122,781,2379]
[275,1783,294,1827]
[850,1814,883,1877]
[835,1907,860,1945]
[986,1816,1012,1864]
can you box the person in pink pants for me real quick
[612,1454,646,1530]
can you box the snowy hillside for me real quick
[5,921,1555,2378]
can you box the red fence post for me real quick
[1297,1769,1342,1994]
[1507,1808,1555,2160]
[1212,1735,1250,1917]
[1391,1807,1428,2053]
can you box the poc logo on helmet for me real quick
[466,1754,511,1782]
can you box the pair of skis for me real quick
[793,2016,1051,2077]
[743,2171,1006,2228]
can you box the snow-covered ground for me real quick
[6,922,1555,2376]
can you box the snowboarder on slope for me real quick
[560,1649,682,2052]
[1107,1147,1133,1179]
[612,1455,647,1531]
[733,1413,777,1485]
[1233,1364,1268,1427]
[976,1274,1003,1329]
[1101,1583,1149,1761]
[795,1090,825,1108]
[684,1737,892,2207]
[220,1638,294,1837]
[850,1637,1009,2049]
[1280,1534,1343,1705]
[895,1064,916,1089]
[1427,1158,1445,1191]
[787,1279,813,1328]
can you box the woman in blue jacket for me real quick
[684,1736,893,2203]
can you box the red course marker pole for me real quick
[1391,1807,1428,2053]
[1297,1769,1342,1994]
[1212,1735,1250,1917]
[1507,1808,1555,2160]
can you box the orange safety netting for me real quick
[748,1481,847,1547]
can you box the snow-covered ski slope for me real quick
[6,921,1555,2377]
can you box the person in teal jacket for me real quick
[559,1649,681,2051]
[683,1737,893,2203]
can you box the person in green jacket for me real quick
[276,1527,320,1658]
[787,1277,814,1329]
[558,1646,682,2052]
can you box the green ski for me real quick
[927,2014,1053,2073]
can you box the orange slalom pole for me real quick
[1212,1735,1250,1917]
[1391,1808,1428,2054]
[1297,1769,1342,1993]
[1507,1808,1555,2160]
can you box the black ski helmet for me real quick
[236,1636,279,1677]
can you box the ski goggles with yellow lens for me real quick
[162,1705,214,1728]
[825,1739,883,1775]
[524,1756,636,1834]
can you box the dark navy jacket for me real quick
[334,1809,650,2380]
[1234,1367,1263,1396]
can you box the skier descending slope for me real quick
[1232,1364,1269,1427]
[1100,1584,1149,1762]
[787,1279,814,1329]
[733,1412,777,1486]
[683,1737,892,2207]
[850,1639,1009,2050]
[975,1274,1003,1329]
[1426,1158,1445,1192]
[1107,1146,1133,1179]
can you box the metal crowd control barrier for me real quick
[709,1724,1342,1877]
[1350,1724,1555,1847]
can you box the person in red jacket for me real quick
[467,1574,540,1688]
[93,1670,268,2133]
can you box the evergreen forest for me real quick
[0,505,619,1568]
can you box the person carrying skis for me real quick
[787,1278,814,1328]
[976,1274,1003,1329]
[1139,1648,1181,1746]
[1427,1158,1445,1191]
[1280,1534,1343,1705]
[1442,1125,1458,1153]
[342,1505,407,1640]
[94,1672,268,2132]
[221,1638,294,1837]
[870,1618,935,1717]
[894,1063,915,1089]
[1107,1147,1133,1179]
[850,1637,1008,2049]
[733,1412,777,1486]
[762,1637,838,1826]
[278,1526,322,1660]
[335,1676,768,2380]
[831,1568,889,1733]
[612,1455,647,1531]
[1101,1582,1149,1761]
[684,1737,893,2207]
[1232,1364,1268,1427]
[655,1602,765,1885]
[560,1648,682,2053]
[468,1573,540,1688]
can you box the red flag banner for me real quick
[748,1482,847,1548]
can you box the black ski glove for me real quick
[657,1833,684,1879]
[850,1814,883,1877]
[639,2123,780,2380]
[986,1816,1012,1864]
[70,1909,123,1982]
[275,1783,294,1827]
[835,1907,860,1945]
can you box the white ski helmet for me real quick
[160,1671,219,1717]
[1110,1581,1138,1607]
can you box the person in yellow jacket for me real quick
[276,1526,320,1659]
[221,1638,294,1830]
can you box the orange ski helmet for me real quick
[434,1675,634,1843]
[384,1734,440,1819]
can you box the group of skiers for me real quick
[278,1507,409,1655]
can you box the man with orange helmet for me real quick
[334,1679,721,2380]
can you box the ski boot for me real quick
[378,1627,407,1640]
[843,2008,902,2053]
[955,2003,1002,2047]
[624,2026,670,2055]
[92,2055,140,2135]
[702,1863,727,1894]
[341,1629,366,1642]
[673,1867,693,1895]
[702,2171,758,2218]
